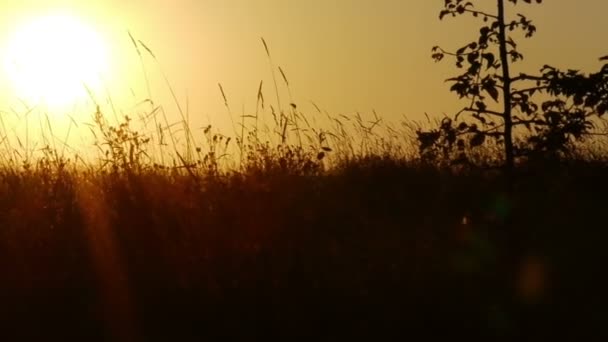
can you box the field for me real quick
[0,98,607,341]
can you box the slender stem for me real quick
[510,73,544,83]
[464,8,499,20]
[462,107,505,117]
[498,0,514,171]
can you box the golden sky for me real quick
[0,0,607,143]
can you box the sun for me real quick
[3,12,111,110]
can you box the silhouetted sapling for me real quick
[418,0,608,168]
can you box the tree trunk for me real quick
[497,0,515,172]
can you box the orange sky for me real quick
[0,0,607,147]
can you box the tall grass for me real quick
[0,36,607,341]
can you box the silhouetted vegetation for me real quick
[1,2,608,341]
[0,97,608,340]
[420,0,608,170]
[1,103,607,341]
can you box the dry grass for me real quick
[1,98,607,340]
[0,37,607,341]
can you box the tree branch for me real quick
[464,8,499,20]
[511,86,548,95]
[513,119,544,127]
[510,73,544,83]
[463,107,504,117]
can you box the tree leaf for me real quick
[482,53,495,70]
[484,84,500,102]
[470,133,486,147]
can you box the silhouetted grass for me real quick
[1,113,607,340]
[1,36,607,340]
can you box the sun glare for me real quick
[3,12,110,110]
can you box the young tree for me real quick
[418,0,608,169]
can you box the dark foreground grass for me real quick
[0,154,607,341]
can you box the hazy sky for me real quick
[0,0,607,137]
